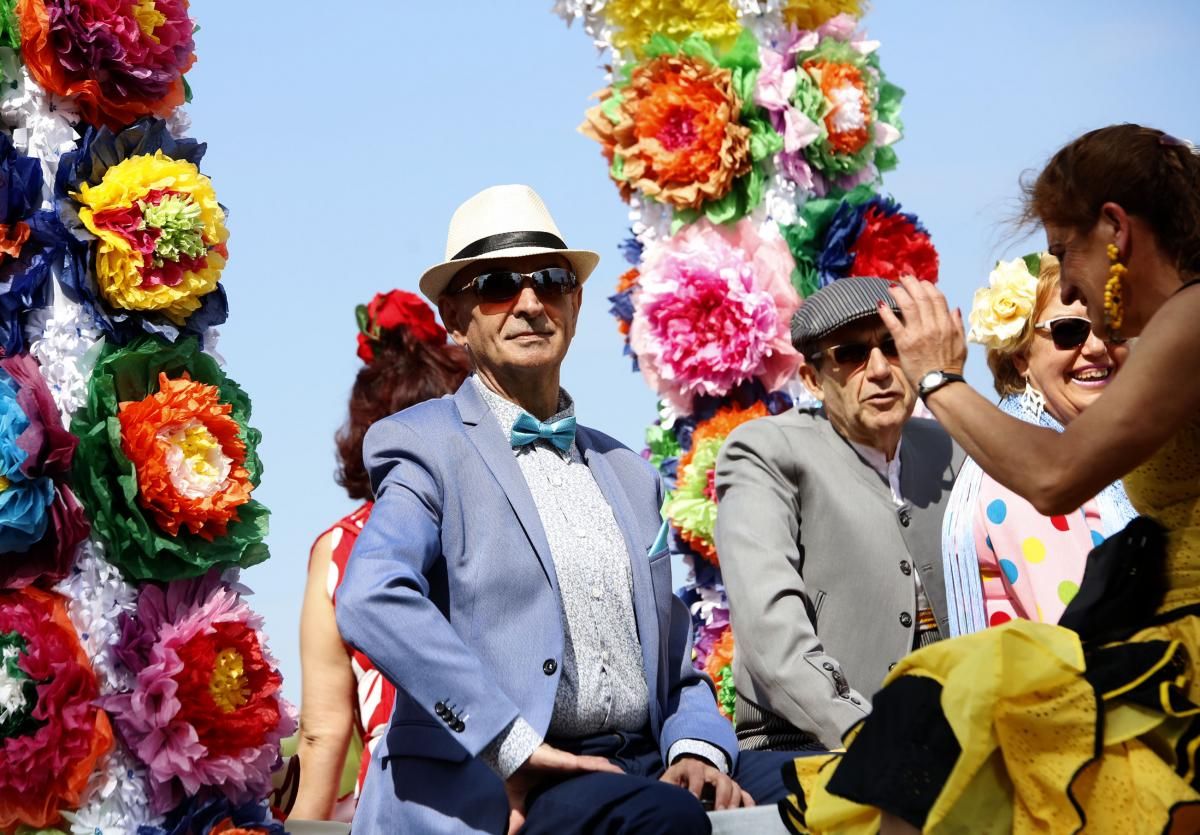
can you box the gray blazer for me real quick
[714,408,962,750]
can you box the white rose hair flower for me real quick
[968,254,1042,352]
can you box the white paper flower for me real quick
[61,740,161,835]
[54,540,139,695]
[0,62,81,206]
[26,278,104,422]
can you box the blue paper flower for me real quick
[0,372,55,552]
[55,117,229,344]
[0,133,71,357]
[619,235,643,266]
[137,795,286,835]
[816,198,868,286]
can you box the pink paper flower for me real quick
[103,572,296,814]
[629,220,801,414]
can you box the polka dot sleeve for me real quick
[973,475,1104,627]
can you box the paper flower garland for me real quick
[71,337,268,581]
[17,0,197,131]
[0,131,71,357]
[967,254,1041,352]
[782,184,938,296]
[663,401,768,564]
[629,218,800,413]
[0,353,89,590]
[104,572,295,815]
[581,31,783,223]
[56,117,229,343]
[0,585,113,831]
[559,0,931,727]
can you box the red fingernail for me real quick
[876,301,885,309]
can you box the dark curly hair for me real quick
[335,326,470,500]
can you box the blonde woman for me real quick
[941,253,1135,635]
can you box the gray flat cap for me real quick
[791,277,900,356]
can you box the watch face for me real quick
[920,371,943,390]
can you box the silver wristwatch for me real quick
[917,370,966,401]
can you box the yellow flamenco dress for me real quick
[781,418,1200,834]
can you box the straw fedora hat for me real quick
[418,184,601,302]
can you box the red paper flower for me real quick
[0,587,113,830]
[849,203,939,282]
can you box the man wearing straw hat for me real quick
[336,185,797,834]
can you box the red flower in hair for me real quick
[355,290,446,363]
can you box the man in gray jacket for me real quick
[714,277,963,752]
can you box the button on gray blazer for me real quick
[714,408,962,750]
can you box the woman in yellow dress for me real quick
[781,124,1200,834]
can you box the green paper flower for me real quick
[792,34,904,183]
[70,337,269,581]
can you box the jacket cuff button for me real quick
[543,658,558,675]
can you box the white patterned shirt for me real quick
[472,376,728,777]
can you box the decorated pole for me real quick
[555,0,940,719]
[0,2,289,832]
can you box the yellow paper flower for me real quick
[73,151,229,325]
[967,257,1039,351]
[604,0,741,54]
[782,0,865,31]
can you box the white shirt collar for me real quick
[848,438,904,506]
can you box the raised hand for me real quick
[876,275,968,389]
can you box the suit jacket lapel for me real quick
[454,381,558,593]
[577,429,660,704]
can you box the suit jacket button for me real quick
[899,612,913,628]
[452,720,466,733]
[543,658,558,676]
[888,662,897,672]
[899,560,912,576]
[900,515,911,527]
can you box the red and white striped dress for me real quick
[316,502,397,797]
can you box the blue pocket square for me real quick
[649,520,670,557]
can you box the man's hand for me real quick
[660,755,754,812]
[505,743,624,834]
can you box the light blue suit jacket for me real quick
[336,379,736,833]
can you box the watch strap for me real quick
[919,371,966,400]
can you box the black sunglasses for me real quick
[810,336,899,369]
[1033,316,1091,350]
[452,267,578,303]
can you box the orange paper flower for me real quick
[581,53,751,211]
[118,373,252,540]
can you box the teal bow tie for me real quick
[511,412,577,452]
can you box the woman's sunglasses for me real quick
[1033,316,1092,350]
[810,336,899,369]
[452,267,578,303]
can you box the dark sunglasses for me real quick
[1033,316,1091,350]
[452,267,578,303]
[810,336,899,369]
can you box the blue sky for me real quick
[182,2,1200,700]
